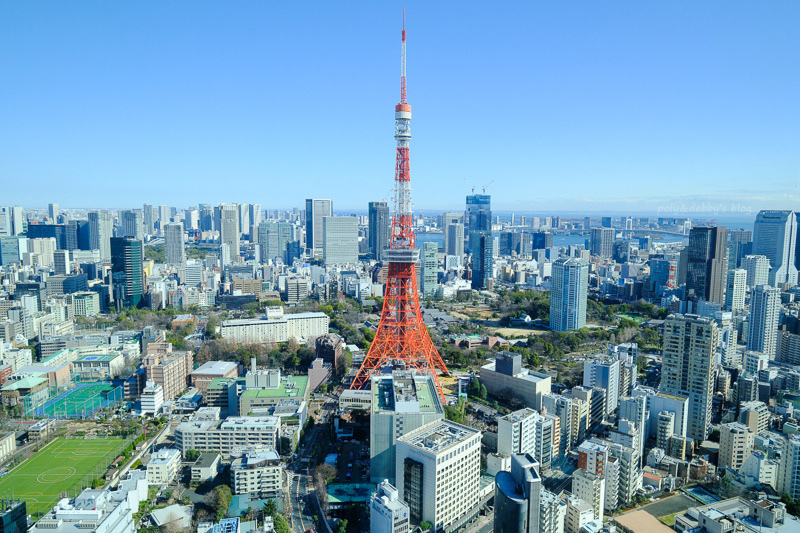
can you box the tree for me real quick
[319,383,328,393]
[207,485,232,521]
[336,519,348,533]
[185,449,201,461]
[273,514,291,533]
[479,383,487,400]
[420,521,433,532]
[263,499,277,518]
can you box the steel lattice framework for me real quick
[350,11,449,400]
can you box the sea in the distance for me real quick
[414,231,687,252]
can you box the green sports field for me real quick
[37,382,121,418]
[0,437,128,516]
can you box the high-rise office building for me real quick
[121,209,144,241]
[446,223,465,258]
[494,454,542,533]
[741,254,770,289]
[470,232,493,290]
[369,372,444,484]
[727,229,752,269]
[441,212,463,255]
[752,210,798,286]
[217,204,240,263]
[158,205,170,234]
[9,206,25,236]
[258,222,294,263]
[660,314,718,441]
[48,203,59,221]
[88,210,113,260]
[550,258,588,332]
[0,207,11,236]
[164,223,185,265]
[248,203,261,231]
[184,208,199,231]
[110,237,144,309]
[589,227,614,258]
[420,241,437,298]
[53,250,70,275]
[305,199,332,258]
[322,216,358,265]
[686,226,727,304]
[370,480,410,533]
[747,284,780,360]
[143,204,157,235]
[368,201,390,261]
[396,420,481,532]
[724,268,746,313]
[466,194,491,234]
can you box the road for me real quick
[285,408,330,533]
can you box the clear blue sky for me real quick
[2,2,799,215]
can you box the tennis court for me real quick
[0,437,128,517]
[35,382,123,418]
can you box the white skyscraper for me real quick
[747,285,781,360]
[164,223,186,265]
[158,205,170,234]
[752,210,798,286]
[322,216,358,265]
[724,268,746,313]
[88,210,113,260]
[550,258,588,331]
[218,204,240,262]
[740,255,770,289]
[305,198,332,259]
[571,469,605,521]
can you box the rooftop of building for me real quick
[239,375,308,399]
[399,419,479,454]
[614,509,675,533]
[74,353,120,362]
[500,408,537,423]
[231,449,280,469]
[371,371,441,414]
[2,376,47,390]
[194,453,221,469]
[192,360,238,375]
[218,416,280,430]
[327,483,376,505]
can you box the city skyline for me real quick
[3,2,799,211]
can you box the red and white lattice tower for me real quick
[350,11,449,400]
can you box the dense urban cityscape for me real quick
[1,4,799,533]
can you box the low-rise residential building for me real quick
[174,416,280,458]
[230,448,282,498]
[191,453,221,483]
[146,448,181,486]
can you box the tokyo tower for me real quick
[350,10,449,400]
